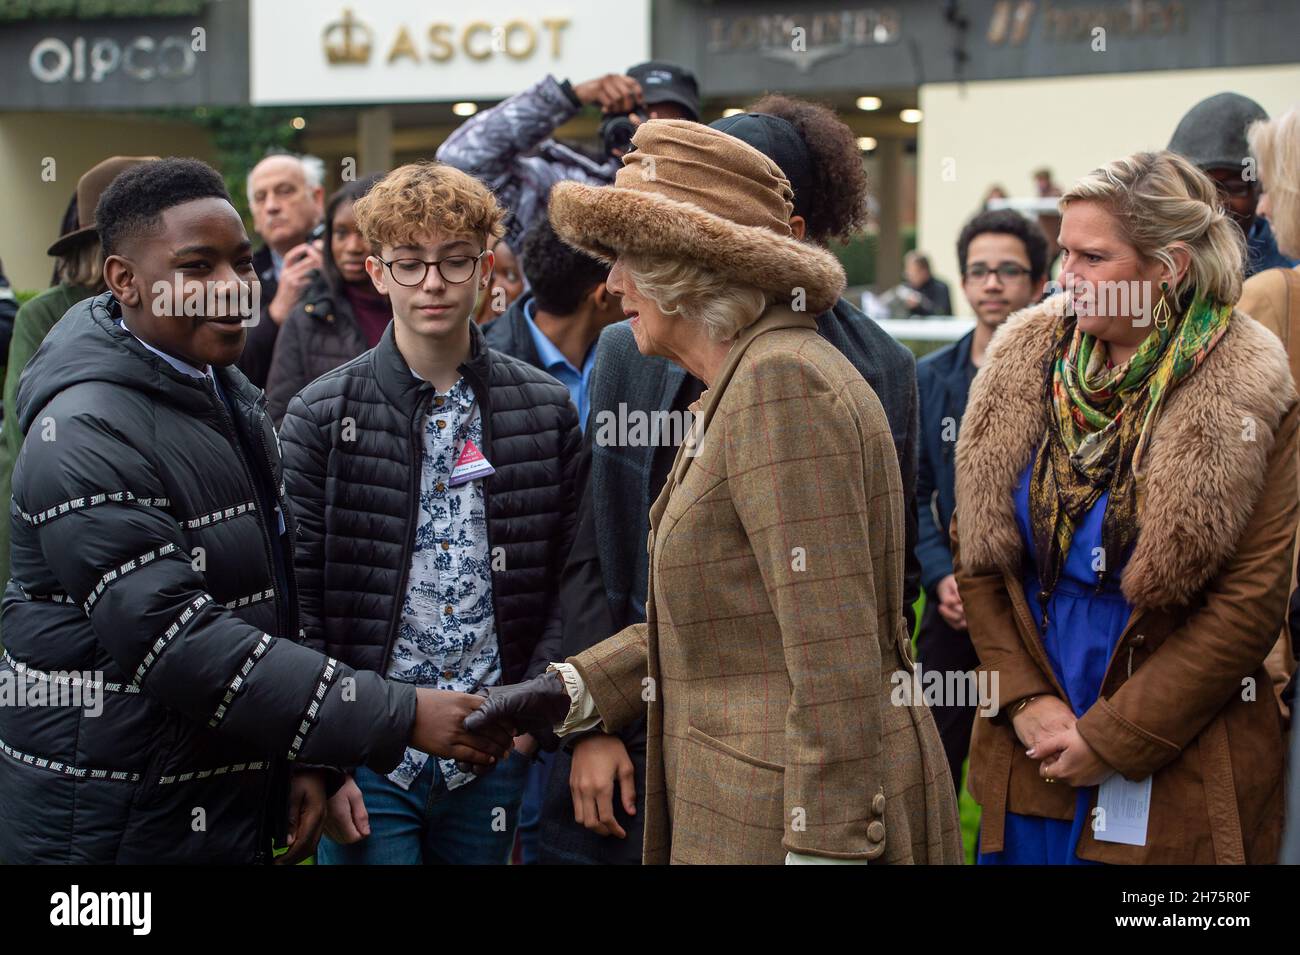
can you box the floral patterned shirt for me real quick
[385,376,499,791]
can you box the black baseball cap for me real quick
[628,60,700,121]
[710,112,813,221]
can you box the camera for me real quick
[599,108,647,157]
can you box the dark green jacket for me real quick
[0,283,95,643]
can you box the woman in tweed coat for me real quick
[468,120,962,864]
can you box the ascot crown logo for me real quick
[324,8,373,64]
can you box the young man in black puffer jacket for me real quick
[0,159,511,865]
[278,161,580,865]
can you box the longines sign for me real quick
[250,0,651,105]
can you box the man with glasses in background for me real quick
[278,162,580,864]
[913,209,1049,797]
[1169,92,1298,277]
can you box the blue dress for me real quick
[977,463,1132,865]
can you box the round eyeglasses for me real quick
[379,250,487,287]
[965,264,1032,282]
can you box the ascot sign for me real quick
[251,0,651,105]
[323,9,573,65]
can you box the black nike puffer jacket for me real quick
[277,320,580,688]
[0,293,416,864]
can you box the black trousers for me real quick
[916,599,982,798]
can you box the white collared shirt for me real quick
[119,319,216,384]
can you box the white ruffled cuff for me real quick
[546,662,603,736]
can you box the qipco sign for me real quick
[0,3,248,110]
[29,31,202,85]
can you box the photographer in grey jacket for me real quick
[436,63,700,256]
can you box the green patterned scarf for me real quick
[1028,295,1231,611]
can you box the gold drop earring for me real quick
[1152,281,1172,332]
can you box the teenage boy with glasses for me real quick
[278,161,580,864]
[914,208,1049,797]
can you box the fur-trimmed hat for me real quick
[548,120,846,316]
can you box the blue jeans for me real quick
[317,754,531,865]
[514,750,553,865]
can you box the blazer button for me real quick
[304,304,314,313]
[867,820,886,843]
[872,793,886,816]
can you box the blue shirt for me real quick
[1248,216,1299,277]
[979,463,1130,866]
[523,298,596,431]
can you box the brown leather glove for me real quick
[455,672,571,774]
[463,670,571,740]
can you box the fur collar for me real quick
[954,293,1295,609]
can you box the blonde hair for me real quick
[59,239,104,290]
[1248,107,1300,259]
[1060,150,1245,307]
[353,161,505,251]
[625,255,769,342]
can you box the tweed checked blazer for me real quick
[569,307,962,864]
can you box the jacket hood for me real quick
[16,291,259,436]
[954,293,1296,609]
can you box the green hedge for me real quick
[832,227,917,288]
[145,107,310,229]
[0,0,204,19]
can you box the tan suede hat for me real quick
[548,120,845,315]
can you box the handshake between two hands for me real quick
[411,670,574,776]
[278,671,573,863]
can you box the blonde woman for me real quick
[1239,107,1300,718]
[1240,106,1300,372]
[1241,106,1300,382]
[1242,106,1300,863]
[955,150,1297,864]
[464,120,962,865]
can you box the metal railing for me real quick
[873,316,975,342]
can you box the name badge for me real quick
[448,439,495,486]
